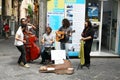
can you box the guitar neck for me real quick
[66,30,75,34]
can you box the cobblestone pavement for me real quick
[0,36,120,80]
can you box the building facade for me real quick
[0,0,120,56]
[46,0,120,56]
[0,0,38,37]
[86,0,120,55]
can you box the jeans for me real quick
[60,42,69,59]
[16,45,26,65]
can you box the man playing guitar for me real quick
[56,19,75,59]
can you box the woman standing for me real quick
[81,20,94,68]
[14,21,30,68]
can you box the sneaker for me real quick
[19,62,24,66]
[24,64,30,68]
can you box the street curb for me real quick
[69,56,120,59]
[91,56,120,58]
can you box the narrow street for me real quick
[0,36,120,80]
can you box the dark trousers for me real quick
[41,47,54,62]
[84,44,91,65]
[16,45,26,65]
[41,51,51,62]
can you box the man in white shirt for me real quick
[14,18,30,68]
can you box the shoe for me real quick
[40,61,45,64]
[85,64,90,69]
[80,64,86,69]
[24,64,30,68]
[19,62,24,66]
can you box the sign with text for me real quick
[47,0,85,53]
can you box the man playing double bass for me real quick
[14,18,30,68]
[20,18,40,62]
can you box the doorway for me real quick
[101,0,118,53]
[86,0,118,53]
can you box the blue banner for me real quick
[65,0,85,4]
[47,13,64,30]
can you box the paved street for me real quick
[0,36,120,80]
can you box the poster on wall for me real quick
[47,12,64,31]
[64,4,85,51]
[88,3,99,22]
[47,0,85,55]
[47,0,65,30]
[65,4,73,24]
[64,4,73,43]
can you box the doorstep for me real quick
[90,51,120,58]
[68,51,120,58]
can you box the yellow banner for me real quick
[65,0,76,3]
[47,0,54,11]
[47,0,64,11]
[58,0,64,9]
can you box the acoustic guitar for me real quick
[56,30,75,42]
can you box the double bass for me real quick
[24,32,40,62]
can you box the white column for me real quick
[39,0,47,45]
[99,0,104,53]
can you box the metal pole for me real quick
[99,0,103,52]
[39,0,47,45]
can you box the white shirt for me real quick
[27,25,32,31]
[42,32,54,47]
[14,27,24,46]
